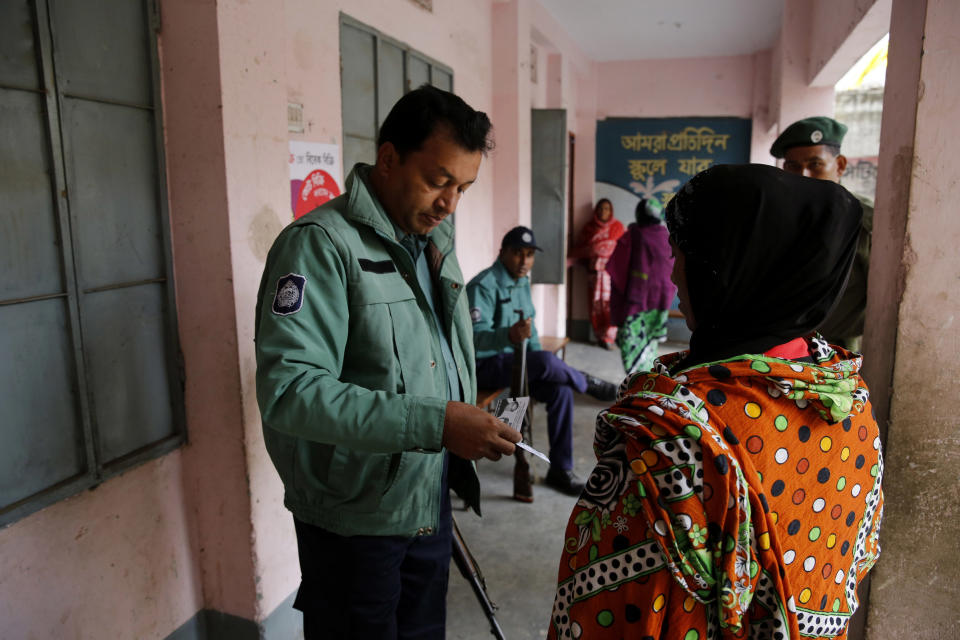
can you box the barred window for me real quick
[0,0,183,526]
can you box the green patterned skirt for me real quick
[615,309,669,374]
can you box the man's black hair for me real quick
[377,84,494,159]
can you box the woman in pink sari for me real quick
[571,199,626,349]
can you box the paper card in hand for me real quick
[492,396,550,464]
[492,396,529,431]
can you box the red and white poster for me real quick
[289,141,342,219]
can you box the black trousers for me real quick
[292,474,453,639]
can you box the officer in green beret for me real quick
[770,116,873,351]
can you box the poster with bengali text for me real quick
[289,141,342,219]
[595,117,752,227]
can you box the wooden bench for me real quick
[475,386,508,411]
[474,335,570,411]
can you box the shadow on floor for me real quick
[446,339,688,640]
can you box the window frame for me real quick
[0,0,185,527]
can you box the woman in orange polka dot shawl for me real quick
[549,165,883,640]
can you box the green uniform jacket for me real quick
[255,165,479,537]
[466,259,542,359]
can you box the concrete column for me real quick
[546,52,564,110]
[491,0,533,234]
[773,0,836,131]
[862,0,960,637]
[160,0,260,622]
[749,50,776,163]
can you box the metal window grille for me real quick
[0,0,184,527]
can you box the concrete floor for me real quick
[446,339,688,640]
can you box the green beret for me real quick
[770,116,848,158]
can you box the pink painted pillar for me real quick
[491,0,532,237]
[160,0,259,621]
[862,0,960,635]
[749,50,776,163]
[773,0,836,134]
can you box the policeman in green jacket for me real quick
[467,227,618,497]
[771,116,873,351]
[255,86,519,639]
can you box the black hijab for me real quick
[665,164,863,367]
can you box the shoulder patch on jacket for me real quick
[272,274,306,315]
[470,307,482,323]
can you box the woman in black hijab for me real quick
[550,165,883,640]
[667,164,863,368]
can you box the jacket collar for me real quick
[344,163,455,255]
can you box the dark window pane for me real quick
[62,98,164,289]
[0,88,65,301]
[49,0,152,105]
[406,55,429,92]
[340,24,376,139]
[343,134,376,175]
[0,0,41,90]
[82,284,175,463]
[378,42,404,129]
[431,68,452,92]
[0,299,86,509]
[530,109,567,284]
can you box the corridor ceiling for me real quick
[539,0,785,61]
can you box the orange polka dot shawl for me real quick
[549,337,883,640]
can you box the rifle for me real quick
[511,310,534,502]
[451,516,507,640]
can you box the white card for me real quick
[492,396,550,463]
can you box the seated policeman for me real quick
[467,226,617,496]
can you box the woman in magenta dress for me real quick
[606,197,676,374]
[571,199,626,349]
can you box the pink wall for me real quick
[214,0,293,622]
[772,0,836,131]
[749,50,778,163]
[864,0,960,635]
[596,55,756,120]
[492,0,532,269]
[164,0,261,621]
[0,456,202,638]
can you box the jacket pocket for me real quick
[343,280,415,394]
[321,445,390,513]
[387,299,437,396]
[381,451,407,497]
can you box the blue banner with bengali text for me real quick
[596,117,752,209]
